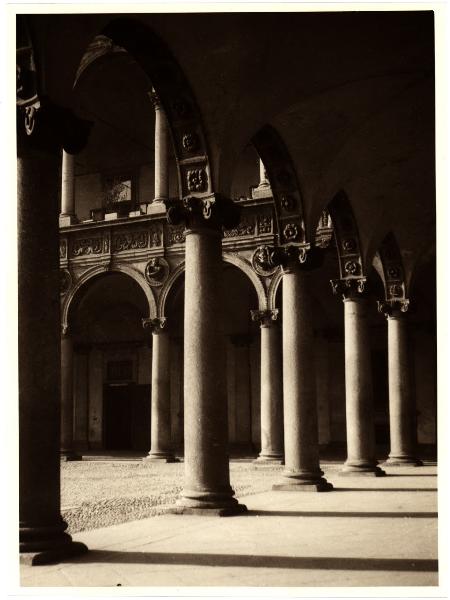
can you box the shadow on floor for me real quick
[383,474,437,477]
[246,510,437,519]
[332,488,437,493]
[71,551,438,572]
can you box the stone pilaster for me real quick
[271,246,332,491]
[167,194,246,515]
[59,150,77,226]
[331,278,385,476]
[378,300,422,466]
[17,95,91,564]
[60,326,81,461]
[142,317,177,463]
[251,309,284,463]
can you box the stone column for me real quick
[59,150,77,226]
[18,99,89,564]
[251,309,284,463]
[378,300,422,466]
[151,89,169,204]
[274,248,332,491]
[167,194,246,515]
[252,159,272,199]
[331,279,385,476]
[142,317,177,462]
[60,326,81,460]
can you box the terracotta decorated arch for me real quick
[62,264,157,332]
[377,232,407,300]
[252,125,306,246]
[327,191,366,282]
[75,17,213,199]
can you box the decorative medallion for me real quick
[342,238,356,252]
[252,245,278,277]
[283,222,299,242]
[187,168,207,192]
[145,257,169,287]
[60,269,72,295]
[344,260,360,276]
[387,267,400,279]
[280,194,296,211]
[182,132,199,152]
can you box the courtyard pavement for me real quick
[19,463,439,590]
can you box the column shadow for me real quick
[331,488,437,492]
[246,510,437,518]
[71,550,438,572]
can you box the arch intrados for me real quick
[74,17,213,198]
[62,265,156,333]
[158,254,267,317]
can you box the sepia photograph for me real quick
[9,2,443,595]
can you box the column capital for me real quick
[377,299,410,318]
[330,277,367,300]
[253,244,323,274]
[142,317,167,334]
[251,309,279,328]
[166,193,241,233]
[17,96,92,158]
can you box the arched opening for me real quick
[68,271,151,452]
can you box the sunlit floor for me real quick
[20,463,438,588]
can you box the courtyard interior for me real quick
[20,459,438,588]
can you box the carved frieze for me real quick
[72,237,103,256]
[223,217,255,238]
[112,231,148,252]
[144,257,169,287]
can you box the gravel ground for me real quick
[61,460,286,534]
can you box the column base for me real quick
[20,521,88,566]
[172,488,247,516]
[383,455,424,467]
[143,452,179,463]
[273,469,333,492]
[59,214,78,227]
[253,454,284,465]
[60,450,83,462]
[340,462,386,477]
[146,201,166,215]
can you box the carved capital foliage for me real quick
[252,244,323,275]
[251,309,279,328]
[166,194,240,231]
[330,277,367,299]
[144,257,169,286]
[377,299,410,318]
[142,317,167,334]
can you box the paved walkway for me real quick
[20,464,438,588]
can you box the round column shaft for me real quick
[252,311,283,463]
[18,152,87,564]
[60,330,80,461]
[273,266,332,491]
[380,304,422,466]
[144,325,176,462]
[176,223,246,515]
[153,93,169,202]
[59,151,77,225]
[342,296,385,476]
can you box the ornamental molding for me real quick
[224,217,255,238]
[144,257,169,287]
[72,236,103,256]
[112,230,148,252]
